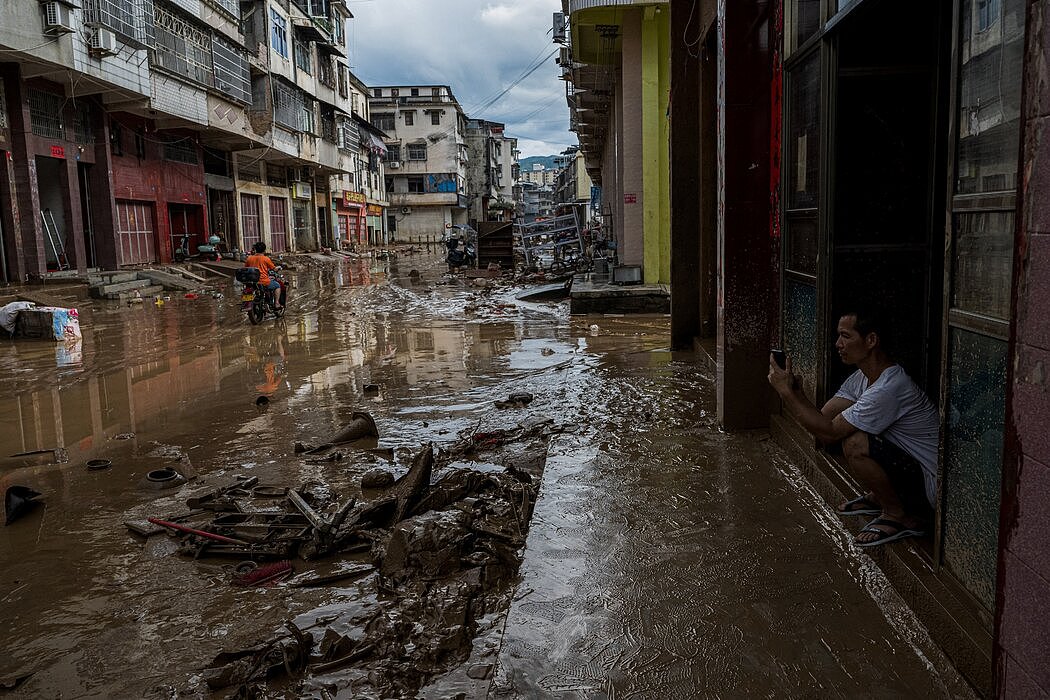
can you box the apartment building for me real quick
[553,145,593,225]
[370,85,468,243]
[464,119,518,224]
[0,0,369,280]
[519,163,559,187]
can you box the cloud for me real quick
[347,0,573,157]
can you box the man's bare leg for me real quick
[842,432,921,544]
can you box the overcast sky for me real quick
[346,0,573,158]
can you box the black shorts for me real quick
[867,433,929,513]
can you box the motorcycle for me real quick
[235,267,286,325]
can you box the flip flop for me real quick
[855,517,925,548]
[836,494,881,517]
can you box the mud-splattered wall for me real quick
[996,1,1050,696]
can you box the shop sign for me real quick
[623,193,637,204]
[50,145,66,159]
[292,182,312,199]
[344,190,366,205]
[367,204,383,216]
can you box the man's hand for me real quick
[768,353,797,397]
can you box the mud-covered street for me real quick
[1,254,970,698]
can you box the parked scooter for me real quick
[173,233,223,262]
[235,267,286,325]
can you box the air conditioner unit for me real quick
[89,28,117,55]
[387,161,400,169]
[292,182,313,199]
[42,1,74,33]
[400,206,411,215]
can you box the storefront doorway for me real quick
[825,0,949,397]
[168,203,203,258]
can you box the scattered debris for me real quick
[361,468,395,489]
[304,412,379,454]
[231,560,294,587]
[113,433,136,441]
[255,396,270,407]
[86,459,112,471]
[4,486,42,526]
[494,392,534,409]
[0,449,69,470]
[363,383,380,396]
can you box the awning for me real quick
[292,19,328,43]
[367,133,387,154]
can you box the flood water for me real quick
[0,253,969,698]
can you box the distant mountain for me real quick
[519,155,559,171]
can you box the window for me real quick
[977,0,1000,30]
[271,9,288,58]
[266,164,287,186]
[337,64,348,97]
[74,104,93,144]
[384,176,394,191]
[408,175,424,193]
[430,111,440,126]
[162,137,198,164]
[403,111,414,126]
[154,4,213,86]
[431,87,440,98]
[299,99,315,134]
[318,54,334,88]
[373,88,381,97]
[110,122,123,155]
[372,113,395,132]
[411,87,419,96]
[391,88,399,97]
[407,143,427,160]
[386,144,401,162]
[28,88,63,139]
[789,0,821,52]
[213,34,251,104]
[294,40,312,75]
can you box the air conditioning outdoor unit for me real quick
[42,1,75,33]
[89,28,118,55]
[400,207,411,215]
[387,161,400,169]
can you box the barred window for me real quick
[320,105,336,143]
[74,104,93,144]
[206,0,237,19]
[28,89,64,139]
[294,40,312,75]
[318,53,335,88]
[162,136,197,163]
[83,0,156,48]
[407,143,426,161]
[337,64,348,97]
[212,34,251,104]
[371,113,394,132]
[153,3,213,87]
[385,144,400,162]
[338,117,358,152]
[273,79,303,130]
[237,158,263,182]
[266,164,286,186]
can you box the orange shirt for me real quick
[245,254,276,286]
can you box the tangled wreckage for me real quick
[124,413,559,698]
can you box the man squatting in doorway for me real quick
[766,309,940,547]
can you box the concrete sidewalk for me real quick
[488,349,973,698]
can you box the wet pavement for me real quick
[0,253,971,698]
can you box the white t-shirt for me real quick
[834,365,940,505]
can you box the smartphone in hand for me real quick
[771,349,787,369]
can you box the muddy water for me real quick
[0,254,965,698]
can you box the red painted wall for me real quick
[996,1,1050,696]
[109,115,207,263]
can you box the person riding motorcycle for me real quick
[244,241,283,310]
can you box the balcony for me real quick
[568,0,667,12]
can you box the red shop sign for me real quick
[50,145,66,159]
[623,193,637,204]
